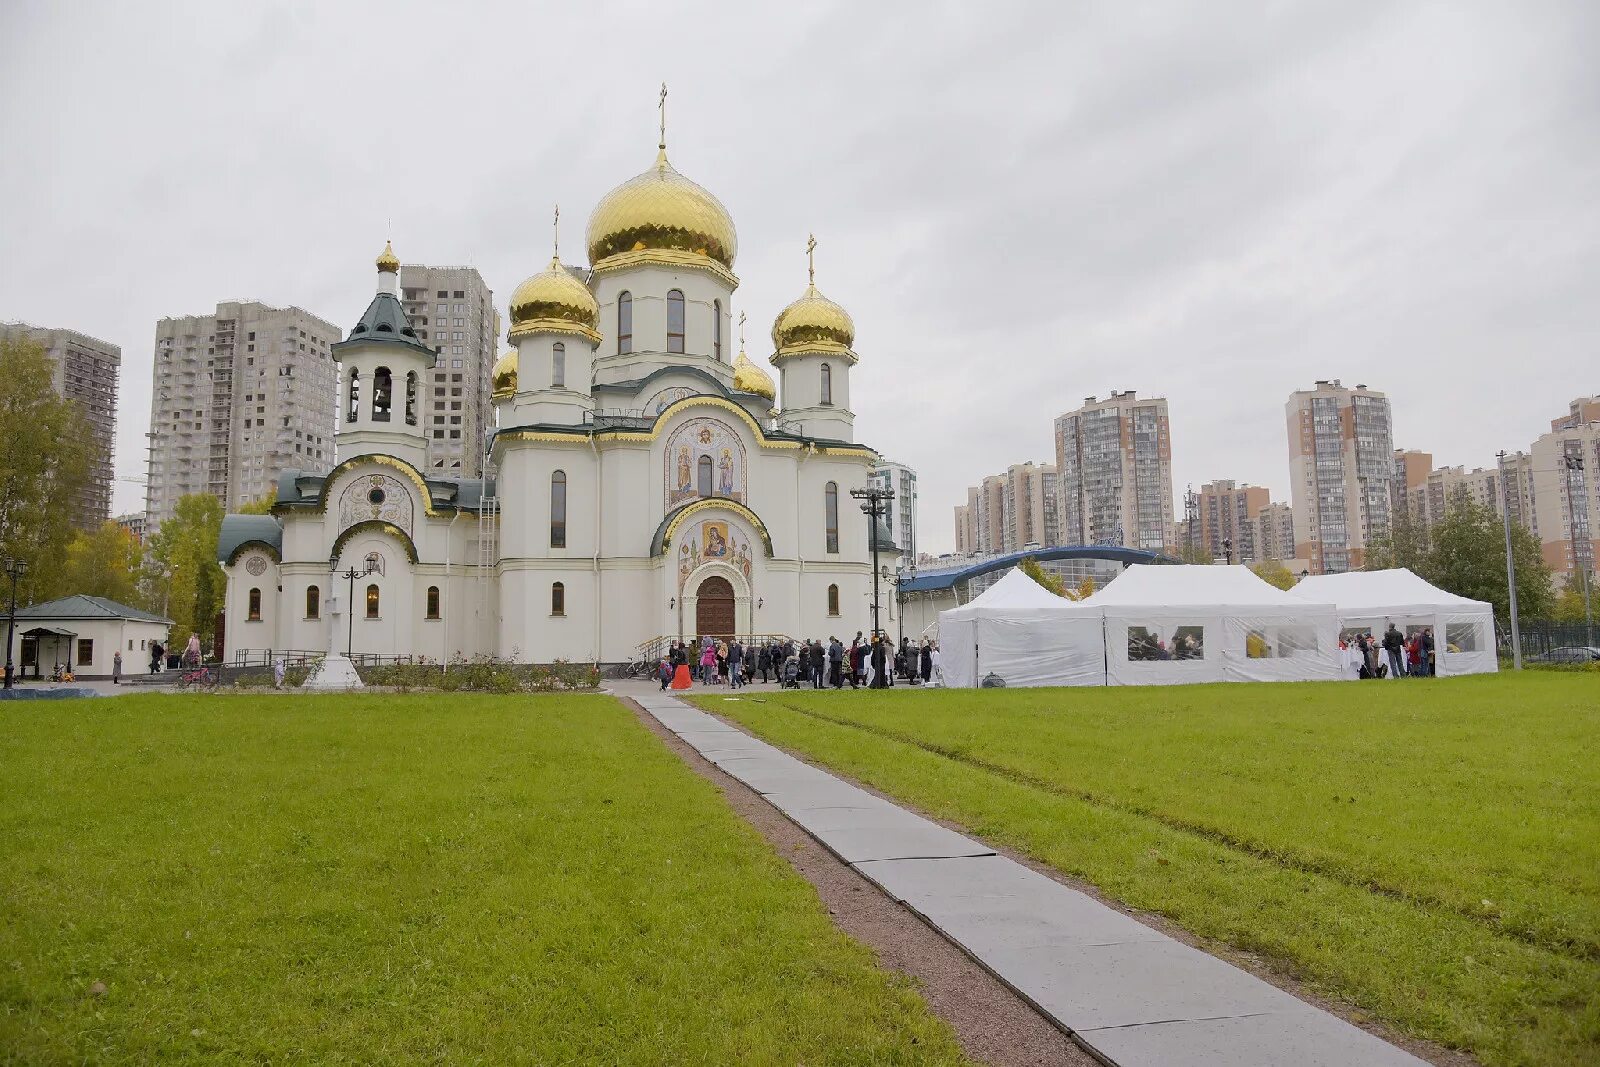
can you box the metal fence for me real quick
[1500,620,1597,658]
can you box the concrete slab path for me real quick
[632,691,1426,1067]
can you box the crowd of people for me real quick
[658,633,943,691]
[1343,622,1435,679]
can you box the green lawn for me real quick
[0,693,966,1064]
[691,674,1600,1067]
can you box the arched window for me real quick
[305,585,320,619]
[617,292,632,354]
[713,299,722,361]
[426,585,441,620]
[346,368,360,423]
[405,371,418,426]
[551,581,565,617]
[550,470,567,548]
[552,342,565,389]
[372,366,393,421]
[698,455,714,498]
[828,584,840,616]
[248,587,262,621]
[366,584,380,619]
[666,289,685,353]
[825,481,839,553]
[820,363,833,406]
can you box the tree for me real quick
[1364,510,1430,572]
[1174,544,1213,565]
[1551,587,1591,623]
[61,522,144,606]
[1250,560,1297,590]
[1424,488,1551,623]
[239,493,276,515]
[0,338,93,605]
[147,494,226,646]
[1017,556,1066,596]
[1070,576,1097,601]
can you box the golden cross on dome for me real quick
[552,204,560,259]
[806,233,817,285]
[738,310,747,349]
[658,82,668,149]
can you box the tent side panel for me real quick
[976,615,1105,688]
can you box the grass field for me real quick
[0,693,966,1064]
[692,674,1600,1067]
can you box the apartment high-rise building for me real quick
[1391,448,1432,524]
[1195,480,1270,562]
[0,322,121,529]
[1528,397,1599,590]
[398,265,496,476]
[145,301,340,527]
[953,462,1059,555]
[115,512,147,544]
[1255,501,1298,565]
[870,459,918,563]
[1054,390,1174,551]
[1499,450,1537,537]
[1285,380,1394,573]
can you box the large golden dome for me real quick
[771,283,855,361]
[509,257,601,342]
[586,148,737,271]
[491,349,518,398]
[732,347,776,401]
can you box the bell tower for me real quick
[770,235,857,442]
[333,242,436,470]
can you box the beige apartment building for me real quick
[1195,480,1269,562]
[1054,391,1174,551]
[397,265,496,476]
[953,461,1060,555]
[1255,501,1298,566]
[145,302,340,527]
[0,322,121,529]
[1529,397,1598,589]
[1285,380,1394,573]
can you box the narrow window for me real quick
[346,368,360,422]
[248,587,262,621]
[617,292,632,354]
[552,581,565,616]
[366,584,380,619]
[713,299,722,361]
[77,638,94,666]
[827,584,840,616]
[405,371,418,425]
[372,366,392,421]
[820,362,833,406]
[426,585,441,620]
[825,481,839,553]
[666,289,685,353]
[698,455,714,498]
[552,342,565,389]
[306,585,320,619]
[550,470,567,548]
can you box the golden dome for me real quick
[375,240,400,273]
[771,283,855,360]
[509,257,601,342]
[732,347,776,401]
[491,349,517,398]
[586,148,737,271]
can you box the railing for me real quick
[231,648,325,668]
[633,633,793,666]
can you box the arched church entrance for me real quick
[694,575,736,638]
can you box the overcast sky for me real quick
[2,1,1595,551]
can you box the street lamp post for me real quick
[1222,537,1233,565]
[3,556,28,690]
[339,559,376,658]
[1563,454,1594,647]
[1497,451,1523,671]
[851,485,893,640]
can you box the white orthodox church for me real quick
[218,124,887,667]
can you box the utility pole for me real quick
[1497,451,1522,671]
[1564,454,1594,647]
[851,486,892,639]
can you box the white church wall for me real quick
[591,264,734,364]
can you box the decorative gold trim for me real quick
[507,317,603,344]
[224,539,282,567]
[769,341,859,365]
[330,519,420,565]
[658,498,774,557]
[316,454,443,517]
[589,247,739,288]
[496,430,593,445]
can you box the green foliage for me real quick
[1364,509,1430,573]
[1550,587,1593,624]
[1426,488,1552,622]
[0,337,93,604]
[697,676,1600,1067]
[1249,559,1297,590]
[1174,543,1214,565]
[1016,555,1066,596]
[60,521,145,607]
[238,493,277,515]
[0,694,963,1063]
[147,493,226,644]
[355,656,600,692]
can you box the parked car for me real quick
[1532,646,1600,663]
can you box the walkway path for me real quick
[632,690,1426,1067]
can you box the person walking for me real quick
[700,641,718,685]
[806,640,822,689]
[185,632,202,670]
[149,641,163,675]
[929,641,944,687]
[919,639,932,684]
[870,636,888,688]
[757,643,772,684]
[112,650,122,685]
[273,654,287,689]
[1382,623,1404,681]
[828,636,844,688]
[728,638,744,689]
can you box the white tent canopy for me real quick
[1061,565,1343,686]
[1290,568,1497,676]
[937,569,1105,688]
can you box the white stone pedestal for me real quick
[305,594,366,690]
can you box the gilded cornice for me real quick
[590,247,739,289]
[769,341,859,365]
[311,454,444,517]
[653,498,775,558]
[507,318,603,344]
[329,519,421,565]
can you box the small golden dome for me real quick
[732,347,776,401]
[509,257,601,341]
[491,349,517,398]
[586,148,737,270]
[771,283,855,360]
[375,240,400,273]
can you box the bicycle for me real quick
[176,665,219,691]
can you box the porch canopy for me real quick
[1290,568,1497,676]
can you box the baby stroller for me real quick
[781,654,802,689]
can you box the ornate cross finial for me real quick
[658,82,668,149]
[806,233,817,285]
[553,204,560,259]
[738,310,747,350]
